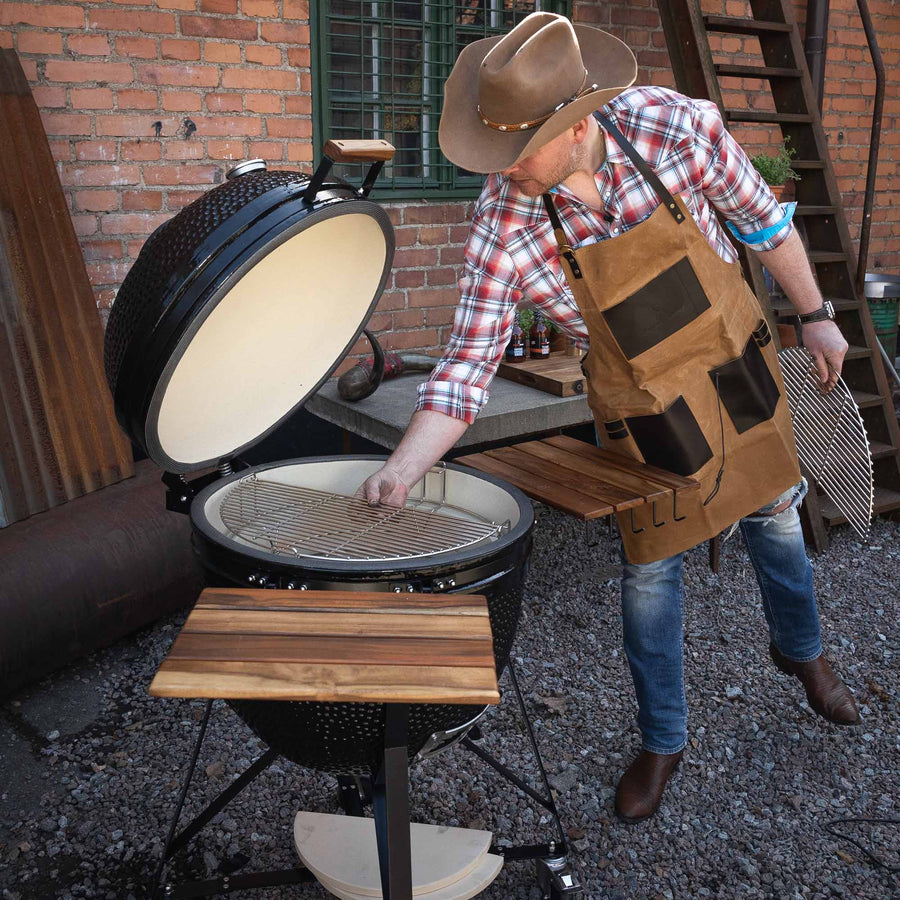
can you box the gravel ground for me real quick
[1,509,898,900]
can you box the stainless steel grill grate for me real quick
[778,347,873,538]
[219,472,510,561]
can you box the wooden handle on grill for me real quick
[324,139,395,162]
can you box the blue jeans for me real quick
[620,480,821,754]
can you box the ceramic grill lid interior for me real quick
[104,142,396,473]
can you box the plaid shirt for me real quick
[415,86,794,423]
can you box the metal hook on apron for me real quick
[629,507,645,534]
[651,501,666,528]
[672,490,687,522]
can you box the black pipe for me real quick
[803,0,830,111]
[854,0,885,300]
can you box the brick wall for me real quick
[1,0,897,373]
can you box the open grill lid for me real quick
[104,142,396,474]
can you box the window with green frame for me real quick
[311,1,572,199]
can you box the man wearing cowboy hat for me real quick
[360,12,858,823]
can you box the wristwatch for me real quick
[797,301,835,324]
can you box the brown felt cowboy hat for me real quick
[439,13,637,174]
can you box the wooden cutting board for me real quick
[496,351,585,396]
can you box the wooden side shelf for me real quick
[456,434,699,520]
[149,588,500,706]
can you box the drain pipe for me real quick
[803,0,830,110]
[853,0,885,301]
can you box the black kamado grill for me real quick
[105,142,580,898]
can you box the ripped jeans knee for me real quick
[746,478,807,523]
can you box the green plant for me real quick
[516,304,559,334]
[750,137,800,187]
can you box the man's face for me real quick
[501,128,580,196]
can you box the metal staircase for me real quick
[656,0,900,550]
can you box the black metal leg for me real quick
[372,704,412,900]
[152,699,214,898]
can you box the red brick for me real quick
[204,43,241,64]
[72,214,99,236]
[19,59,37,81]
[449,225,469,243]
[426,267,458,286]
[407,288,458,308]
[89,10,176,33]
[283,0,309,18]
[393,248,439,268]
[164,142,204,159]
[32,85,67,108]
[222,69,297,90]
[440,246,465,265]
[47,139,71,161]
[393,227,417,247]
[418,226,449,246]
[207,93,242,112]
[18,31,63,54]
[126,239,147,257]
[76,190,118,212]
[182,17,257,40]
[391,310,425,330]
[242,0,279,16]
[138,64,220,88]
[162,90,202,112]
[188,115,263,137]
[122,190,163,211]
[0,32,12,50]
[244,93,281,113]
[284,94,311,115]
[245,45,282,65]
[403,204,467,226]
[375,291,405,311]
[66,34,110,56]
[143,164,221,185]
[117,89,158,110]
[62,163,141,185]
[287,47,310,68]
[382,330,439,352]
[248,141,284,159]
[157,0,195,8]
[40,112,91,135]
[101,213,170,236]
[115,36,156,59]
[82,240,122,260]
[610,6,659,26]
[71,87,114,109]
[285,143,313,162]
[86,260,134,284]
[365,312,392,333]
[96,290,116,311]
[207,139,246,159]
[97,115,163,137]
[299,72,311,92]
[423,308,455,327]
[636,49,671,68]
[74,140,117,161]
[265,117,310,138]
[45,60,133,84]
[167,189,206,208]
[0,4,84,28]
[121,140,162,161]
[201,0,237,11]
[260,22,309,43]
[394,270,425,289]
[162,39,201,61]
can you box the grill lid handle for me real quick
[323,139,396,162]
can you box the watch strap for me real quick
[798,301,835,324]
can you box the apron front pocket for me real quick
[625,395,713,476]
[708,333,780,434]
[602,256,711,360]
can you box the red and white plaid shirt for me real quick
[415,86,794,423]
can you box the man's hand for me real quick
[801,320,848,392]
[357,467,409,508]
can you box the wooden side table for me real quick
[149,587,500,900]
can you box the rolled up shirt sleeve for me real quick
[690,99,795,252]
[415,210,521,424]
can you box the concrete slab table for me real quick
[305,374,592,452]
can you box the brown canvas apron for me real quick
[543,112,800,564]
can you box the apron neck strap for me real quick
[593,111,685,224]
[540,193,584,278]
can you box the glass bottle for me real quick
[504,313,526,362]
[529,310,551,358]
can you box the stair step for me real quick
[770,297,860,314]
[819,486,900,526]
[851,390,885,408]
[726,109,814,124]
[791,160,826,170]
[808,251,852,264]
[844,345,872,360]
[715,64,802,78]
[795,205,837,216]
[870,441,898,460]
[704,15,792,35]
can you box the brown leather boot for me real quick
[615,749,683,824]
[769,642,860,725]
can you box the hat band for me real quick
[477,71,598,133]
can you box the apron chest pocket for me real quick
[708,334,780,434]
[602,256,711,359]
